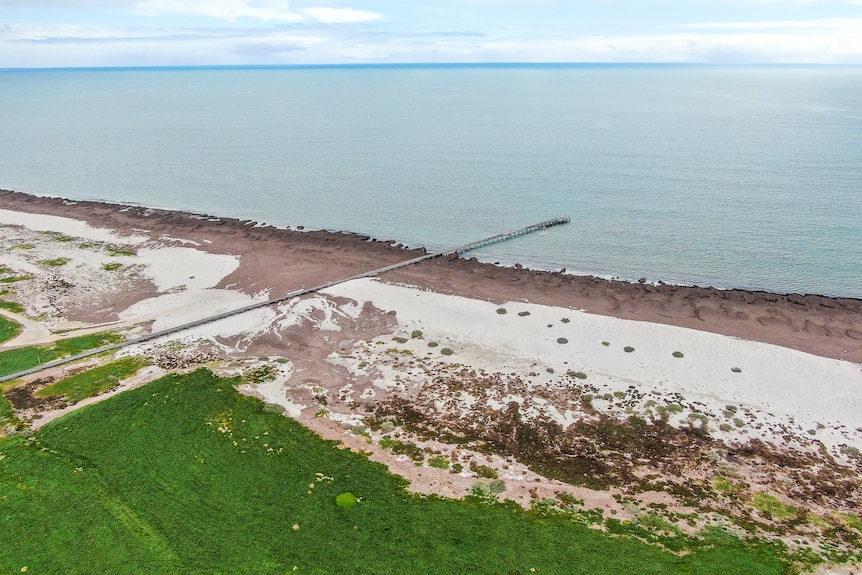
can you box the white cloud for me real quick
[683,17,862,30]
[300,7,382,24]
[133,0,303,22]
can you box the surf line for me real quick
[0,216,570,384]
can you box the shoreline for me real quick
[2,188,858,363]
[2,189,861,562]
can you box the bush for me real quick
[496,308,507,315]
[556,338,568,344]
[440,348,454,356]
[518,311,530,317]
[469,462,498,479]
[488,479,507,494]
[672,351,684,358]
[731,367,742,373]
[102,262,122,271]
[428,456,450,469]
[411,330,423,339]
[427,341,438,348]
[624,346,635,353]
[561,317,570,323]
[567,371,587,380]
[451,463,464,474]
[335,492,358,508]
[392,336,408,344]
[601,341,610,347]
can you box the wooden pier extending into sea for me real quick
[0,216,570,383]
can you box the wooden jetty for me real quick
[0,216,570,383]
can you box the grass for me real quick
[37,257,70,267]
[0,369,795,574]
[35,356,150,402]
[109,250,136,257]
[0,300,24,314]
[753,493,798,519]
[0,331,124,378]
[102,262,123,271]
[0,316,22,345]
[0,275,32,284]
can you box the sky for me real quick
[2,0,862,68]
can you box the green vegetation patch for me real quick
[0,300,24,314]
[0,315,22,345]
[102,262,123,271]
[0,370,797,575]
[37,257,70,267]
[0,275,32,284]
[35,357,149,402]
[0,331,124,378]
[753,493,797,519]
[109,250,136,257]
[335,492,358,508]
[673,351,685,358]
[428,455,450,469]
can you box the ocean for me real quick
[0,64,860,298]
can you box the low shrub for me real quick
[518,311,530,317]
[496,308,507,315]
[672,351,684,358]
[556,338,568,344]
[410,330,423,339]
[335,492,358,508]
[428,456,450,469]
[469,462,498,479]
[624,346,635,353]
[440,348,454,356]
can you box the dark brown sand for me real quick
[2,188,861,363]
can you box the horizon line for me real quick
[3,61,861,73]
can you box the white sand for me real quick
[0,208,148,244]
[134,246,239,293]
[324,278,862,449]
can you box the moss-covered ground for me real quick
[0,316,21,345]
[0,369,795,575]
[34,356,150,402]
[0,332,123,378]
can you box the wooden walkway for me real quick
[0,216,570,383]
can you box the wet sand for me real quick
[2,188,860,363]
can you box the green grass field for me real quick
[0,316,21,345]
[0,369,794,575]
[35,356,150,401]
[0,332,123,378]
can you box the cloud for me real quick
[683,17,862,30]
[130,0,381,24]
[300,7,382,24]
[132,0,303,22]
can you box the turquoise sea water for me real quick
[0,64,860,297]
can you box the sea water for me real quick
[0,64,860,297]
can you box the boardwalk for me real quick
[0,217,570,383]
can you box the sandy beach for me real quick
[1,189,860,560]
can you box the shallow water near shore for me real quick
[1,64,860,297]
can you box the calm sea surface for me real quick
[0,64,860,297]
